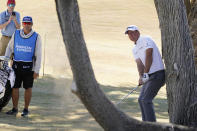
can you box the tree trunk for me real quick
[54,0,139,130]
[154,0,197,126]
[55,0,197,130]
[185,0,191,15]
[188,0,197,69]
[187,1,197,125]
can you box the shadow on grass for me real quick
[100,84,168,120]
[0,75,168,130]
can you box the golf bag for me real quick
[0,60,15,110]
[0,81,12,110]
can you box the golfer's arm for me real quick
[136,58,144,77]
[144,48,153,73]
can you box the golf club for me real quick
[116,85,140,106]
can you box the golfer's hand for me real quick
[33,72,39,79]
[142,73,149,84]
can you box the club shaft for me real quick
[116,86,139,105]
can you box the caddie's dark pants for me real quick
[138,70,165,122]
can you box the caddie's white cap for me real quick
[125,25,139,34]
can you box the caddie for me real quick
[5,16,42,117]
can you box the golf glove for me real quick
[142,73,149,83]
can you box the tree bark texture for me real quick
[154,0,197,126]
[55,0,197,130]
[185,0,191,15]
[188,0,197,68]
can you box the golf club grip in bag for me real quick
[0,81,12,110]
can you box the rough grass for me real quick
[0,0,167,130]
[0,75,168,130]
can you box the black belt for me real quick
[2,35,11,38]
[149,70,165,77]
[13,61,33,71]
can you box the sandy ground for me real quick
[0,0,167,130]
[1,0,161,85]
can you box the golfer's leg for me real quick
[12,88,19,109]
[141,77,164,122]
[141,83,157,121]
[142,99,156,122]
[138,85,146,121]
[138,100,146,121]
[24,88,32,110]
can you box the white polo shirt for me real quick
[132,35,164,74]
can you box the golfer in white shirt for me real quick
[125,25,165,122]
